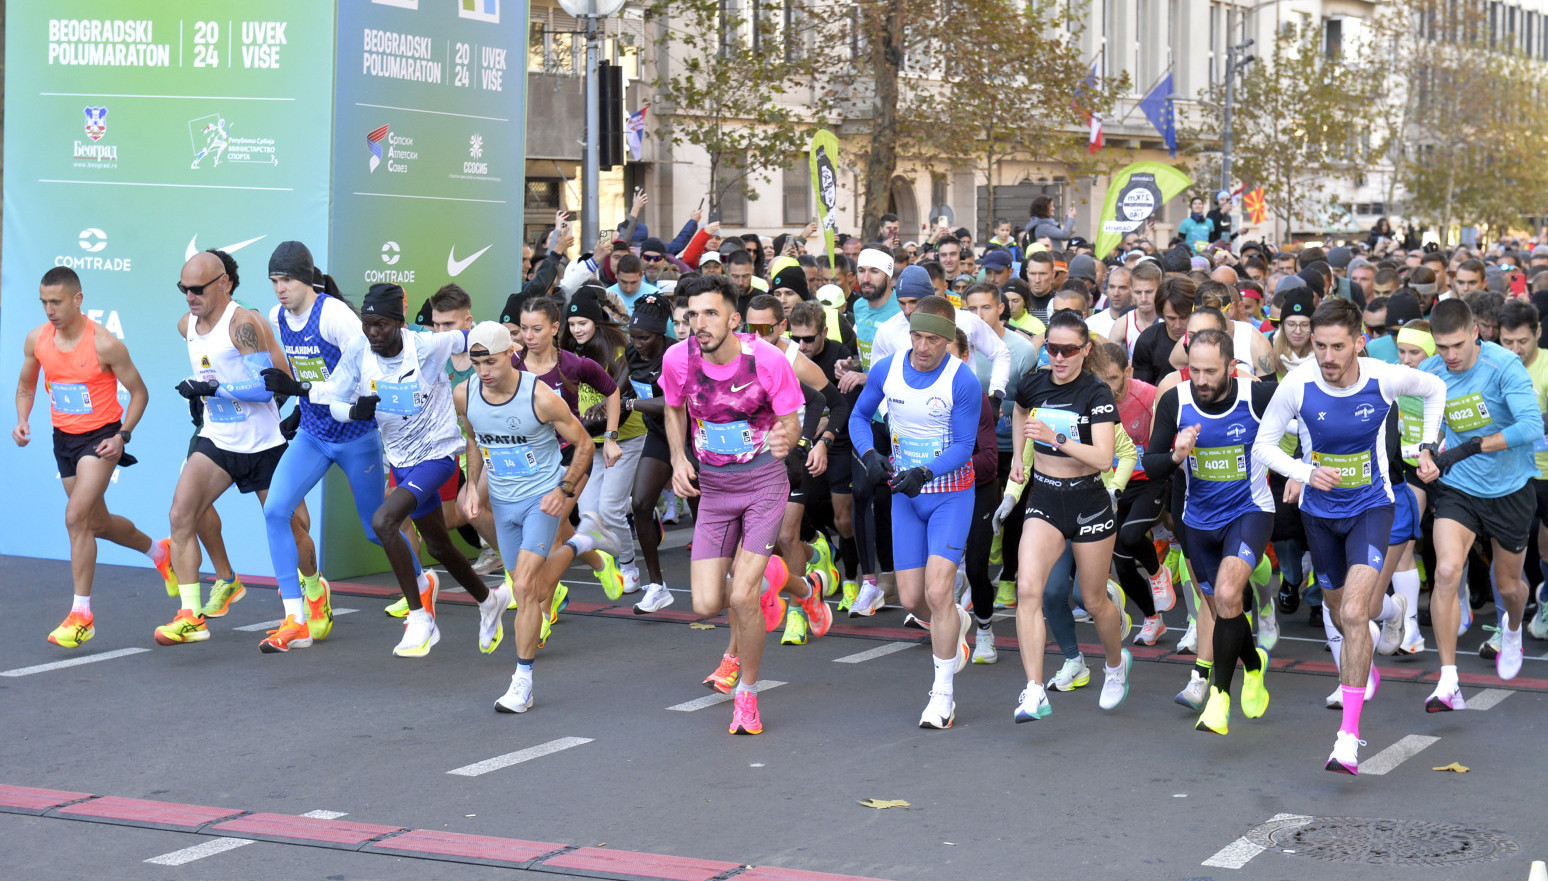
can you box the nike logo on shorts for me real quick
[1076,510,1105,525]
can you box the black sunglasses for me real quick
[177,272,226,296]
[789,334,820,344]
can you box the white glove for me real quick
[992,493,1017,533]
[1109,486,1119,513]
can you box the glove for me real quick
[176,379,219,400]
[1109,486,1120,513]
[990,391,1005,412]
[279,407,301,441]
[861,448,890,489]
[991,493,1017,532]
[889,466,933,497]
[261,367,308,398]
[1433,435,1483,475]
[348,394,379,421]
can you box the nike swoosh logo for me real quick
[731,382,753,392]
[185,234,267,262]
[1076,511,1105,525]
[447,243,494,277]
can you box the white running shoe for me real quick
[1425,681,1467,712]
[1529,602,1548,640]
[1071,605,1093,624]
[918,689,955,729]
[494,675,533,713]
[1175,671,1208,710]
[575,513,622,557]
[393,612,440,658]
[952,567,969,608]
[1257,607,1280,652]
[1399,619,1425,655]
[1107,580,1130,637]
[1150,566,1176,612]
[1376,594,1408,655]
[1325,684,1344,710]
[849,580,885,617]
[1133,614,1167,646]
[633,583,674,614]
[1014,683,1051,722]
[1498,617,1525,681]
[903,613,930,630]
[1177,619,1198,654]
[621,567,642,595]
[1098,649,1133,710]
[953,604,973,674]
[973,626,998,664]
[472,546,503,575]
[1325,731,1363,775]
[1047,654,1091,691]
[478,585,511,654]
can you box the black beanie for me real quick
[566,287,613,327]
[771,264,811,301]
[361,283,407,321]
[500,292,528,324]
[268,240,315,283]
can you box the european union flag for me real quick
[1138,72,1176,158]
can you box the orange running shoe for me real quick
[704,654,741,693]
[798,573,833,638]
[418,571,440,619]
[153,609,208,645]
[259,615,314,653]
[154,537,176,597]
[47,611,95,648]
[760,556,789,632]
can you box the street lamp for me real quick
[558,0,627,249]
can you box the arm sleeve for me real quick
[1376,360,1446,445]
[963,311,1010,396]
[1253,378,1315,483]
[799,385,824,441]
[847,356,890,455]
[924,367,982,477]
[216,352,276,402]
[1500,361,1547,449]
[870,318,900,367]
[1141,388,1182,479]
[666,219,698,254]
[1106,427,1137,492]
[327,337,366,422]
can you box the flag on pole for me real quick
[1137,73,1176,158]
[625,104,649,162]
[1243,187,1267,226]
[808,129,841,270]
[1084,65,1103,154]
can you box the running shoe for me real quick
[1149,565,1176,612]
[596,550,624,601]
[704,655,740,693]
[903,613,930,630]
[495,675,533,713]
[1177,618,1198,654]
[1325,731,1364,775]
[837,580,859,612]
[848,578,884,617]
[1134,614,1166,646]
[1107,580,1131,636]
[918,689,955,729]
[760,556,790,632]
[1098,649,1133,710]
[1325,684,1344,710]
[1399,620,1425,655]
[304,577,332,641]
[480,584,511,654]
[953,568,970,610]
[419,571,440,619]
[1164,545,1184,586]
[1240,648,1270,718]
[259,615,314,653]
[1425,682,1466,712]
[504,570,517,609]
[1071,605,1093,624]
[809,535,840,595]
[1478,624,1501,661]
[538,612,552,650]
[796,573,832,638]
[393,613,440,658]
[1195,687,1230,735]
[47,611,94,648]
[729,689,762,734]
[472,546,503,575]
[1365,663,1381,701]
[154,537,176,596]
[1307,604,1323,627]
[1014,683,1051,722]
[202,577,247,618]
[1458,583,1472,636]
[549,582,569,624]
[621,566,641,595]
[994,579,1017,609]
[153,609,209,645]
[1376,594,1408,656]
[1277,579,1300,615]
[1530,602,1548,640]
[780,607,810,645]
[1256,605,1281,652]
[662,496,680,524]
[1047,655,1090,692]
[1498,617,1524,681]
[973,626,998,664]
[385,596,410,618]
[634,583,674,614]
[1175,672,1208,710]
[989,531,1003,567]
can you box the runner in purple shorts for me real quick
[661,275,804,735]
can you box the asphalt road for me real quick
[2,528,1546,881]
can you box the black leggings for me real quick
[1112,478,1166,617]
[850,423,894,576]
[965,477,1002,620]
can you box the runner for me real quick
[849,296,980,727]
[1253,298,1445,774]
[625,294,682,614]
[662,274,804,735]
[13,266,165,647]
[1108,260,1161,357]
[1372,319,1437,656]
[327,283,504,658]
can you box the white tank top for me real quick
[1122,312,1149,356]
[881,351,968,492]
[187,300,282,454]
[1231,320,1257,373]
[359,330,463,468]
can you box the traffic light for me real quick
[598,62,624,170]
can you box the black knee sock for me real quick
[457,524,482,549]
[1240,624,1263,670]
[838,535,859,580]
[1211,614,1250,693]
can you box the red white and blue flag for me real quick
[626,104,649,161]
[1081,65,1102,154]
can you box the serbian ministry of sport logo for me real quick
[84,107,108,141]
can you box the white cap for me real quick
[815,284,845,308]
[657,279,678,294]
[857,247,894,277]
[698,251,723,269]
[468,320,512,355]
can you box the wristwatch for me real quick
[1418,442,1441,456]
[559,479,576,498]
[796,438,813,454]
[603,430,620,440]
[1055,432,1068,448]
[117,429,132,444]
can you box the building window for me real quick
[714,161,747,227]
[930,172,948,215]
[1325,17,1343,58]
[783,157,810,225]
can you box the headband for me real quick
[858,247,895,277]
[1411,281,1437,297]
[1396,327,1436,358]
[909,311,957,341]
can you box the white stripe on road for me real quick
[233,609,357,632]
[144,838,254,865]
[833,642,918,664]
[1465,688,1513,711]
[1202,813,1309,869]
[447,737,593,777]
[1362,734,1440,776]
[0,647,149,677]
[300,810,347,819]
[666,680,786,712]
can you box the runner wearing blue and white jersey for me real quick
[1254,299,1446,776]
[1416,298,1545,713]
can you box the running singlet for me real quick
[1118,379,1157,480]
[466,373,564,502]
[334,329,468,468]
[881,352,975,492]
[1420,342,1540,499]
[1175,378,1274,530]
[186,300,283,454]
[851,295,901,370]
[35,320,121,434]
[659,332,804,471]
[270,296,374,444]
[1013,368,1118,459]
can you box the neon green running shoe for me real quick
[807,536,839,597]
[995,579,1018,610]
[202,577,247,618]
[504,569,517,609]
[837,580,859,612]
[1196,686,1230,735]
[549,582,570,624]
[989,530,1003,566]
[538,610,553,650]
[385,596,409,618]
[780,607,810,645]
[1241,648,1270,718]
[304,575,333,641]
[597,550,623,600]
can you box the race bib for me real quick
[1312,450,1372,488]
[1445,391,1492,432]
[631,379,655,400]
[373,379,422,415]
[1537,412,1548,452]
[1190,444,1246,481]
[892,433,943,470]
[701,419,754,456]
[48,381,93,415]
[203,395,246,423]
[856,338,874,370]
[483,444,538,478]
[1032,406,1079,450]
[290,355,329,383]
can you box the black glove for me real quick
[348,394,379,421]
[261,367,309,398]
[889,466,934,498]
[279,407,302,440]
[176,379,219,400]
[1433,435,1484,475]
[861,448,890,489]
[990,391,1005,412]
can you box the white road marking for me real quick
[300,810,347,819]
[1202,813,1309,869]
[0,647,149,677]
[1362,734,1441,776]
[234,609,357,632]
[447,737,593,777]
[833,642,918,664]
[666,680,786,712]
[1465,688,1513,711]
[144,838,254,865]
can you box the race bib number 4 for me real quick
[1445,392,1492,432]
[48,381,93,415]
[1312,450,1372,488]
[1190,444,1247,481]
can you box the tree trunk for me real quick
[859,0,903,243]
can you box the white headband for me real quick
[857,247,894,278]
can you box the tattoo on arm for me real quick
[1256,354,1275,377]
[233,317,262,353]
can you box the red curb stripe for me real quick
[0,784,93,815]
[739,867,898,881]
[54,796,242,831]
[367,828,566,866]
[208,812,405,849]
[538,846,741,881]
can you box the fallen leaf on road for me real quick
[689,622,715,630]
[1432,762,1470,773]
[859,799,910,809]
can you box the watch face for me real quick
[1056,433,1068,445]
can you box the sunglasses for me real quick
[177,272,226,296]
[641,254,664,262]
[790,334,820,344]
[747,323,779,336]
[1045,342,1085,359]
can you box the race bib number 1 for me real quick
[701,419,754,455]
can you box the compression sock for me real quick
[838,535,859,580]
[1340,686,1365,735]
[1374,593,1402,623]
[1211,614,1249,693]
[1392,568,1421,624]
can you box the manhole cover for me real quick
[1244,816,1519,866]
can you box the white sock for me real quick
[1392,569,1421,623]
[1374,594,1401,623]
[1327,624,1344,674]
[416,571,432,592]
[145,543,166,564]
[72,594,91,615]
[1439,663,1458,690]
[514,663,533,685]
[932,653,955,695]
[283,597,305,621]
[568,531,598,555]
[408,607,432,624]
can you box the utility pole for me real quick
[1221,37,1255,197]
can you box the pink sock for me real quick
[1339,686,1364,735]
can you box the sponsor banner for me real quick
[808,129,839,271]
[1093,161,1193,259]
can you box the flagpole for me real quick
[1114,69,1171,125]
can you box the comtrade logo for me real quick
[57,228,130,273]
[78,228,107,253]
[367,124,390,172]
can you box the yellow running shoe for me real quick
[995,579,1018,610]
[597,551,623,600]
[781,607,810,645]
[154,609,209,646]
[549,582,570,624]
[48,611,94,648]
[538,611,553,650]
[1240,648,1270,719]
[504,569,517,609]
[1196,686,1230,735]
[202,577,246,618]
[837,580,859,612]
[304,576,333,641]
[384,596,409,618]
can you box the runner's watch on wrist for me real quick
[560,480,576,497]
[117,429,132,444]
[1055,432,1068,448]
[1419,442,1441,457]
[603,430,619,440]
